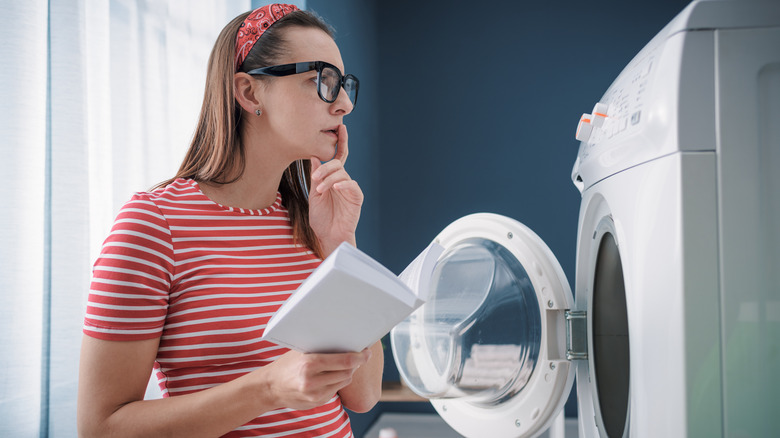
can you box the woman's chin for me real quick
[314,146,338,162]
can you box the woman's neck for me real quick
[199,131,290,211]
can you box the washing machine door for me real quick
[391,213,576,438]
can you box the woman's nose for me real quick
[331,86,354,115]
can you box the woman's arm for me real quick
[77,335,369,438]
[78,335,269,437]
[306,124,383,411]
[337,340,384,412]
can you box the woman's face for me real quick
[258,26,354,163]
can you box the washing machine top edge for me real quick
[668,0,780,33]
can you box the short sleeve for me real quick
[83,193,175,341]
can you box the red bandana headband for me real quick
[235,3,299,71]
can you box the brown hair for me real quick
[157,9,335,258]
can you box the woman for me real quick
[77,4,383,437]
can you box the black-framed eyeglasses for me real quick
[247,61,359,107]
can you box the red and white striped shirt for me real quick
[84,178,352,437]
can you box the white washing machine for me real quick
[390,1,780,437]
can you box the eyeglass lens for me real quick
[319,66,357,105]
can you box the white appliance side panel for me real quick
[716,26,780,437]
[679,152,723,438]
[575,151,720,437]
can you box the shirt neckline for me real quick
[184,178,283,216]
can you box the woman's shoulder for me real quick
[110,179,200,225]
[123,178,202,208]
[143,178,199,200]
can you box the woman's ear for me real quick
[234,72,263,113]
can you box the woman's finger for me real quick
[311,158,345,183]
[332,180,364,203]
[310,157,322,175]
[314,168,352,194]
[308,158,322,196]
[334,124,349,164]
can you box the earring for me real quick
[255,108,262,116]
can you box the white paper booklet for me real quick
[262,241,445,353]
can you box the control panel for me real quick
[575,50,657,147]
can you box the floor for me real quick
[364,412,580,438]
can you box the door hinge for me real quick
[565,310,588,360]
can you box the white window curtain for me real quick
[0,0,253,435]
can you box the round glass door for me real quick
[391,213,575,438]
[392,237,542,406]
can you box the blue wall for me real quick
[370,0,688,273]
[291,0,690,434]
[310,0,685,275]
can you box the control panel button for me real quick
[576,113,594,142]
[591,102,609,128]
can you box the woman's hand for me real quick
[308,124,363,256]
[259,348,372,411]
